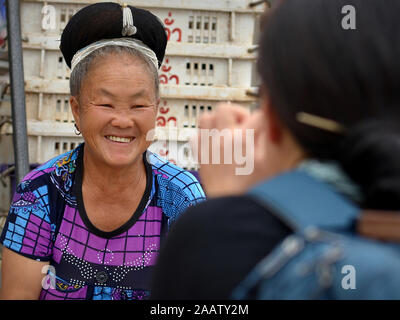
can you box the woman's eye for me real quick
[99,104,112,108]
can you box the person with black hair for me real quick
[150,0,400,299]
[0,3,205,300]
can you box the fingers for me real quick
[198,110,215,130]
[215,103,251,128]
[242,109,266,137]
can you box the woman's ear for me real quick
[259,89,283,144]
[70,96,80,129]
[265,103,283,143]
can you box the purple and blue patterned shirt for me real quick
[0,144,205,300]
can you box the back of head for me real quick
[258,0,400,210]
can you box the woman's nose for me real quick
[110,110,135,128]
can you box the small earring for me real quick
[74,123,81,136]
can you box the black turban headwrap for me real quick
[60,2,167,69]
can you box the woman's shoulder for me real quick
[177,195,265,222]
[146,151,206,202]
[16,146,81,203]
[174,194,292,240]
[22,147,78,180]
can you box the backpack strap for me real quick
[248,170,361,233]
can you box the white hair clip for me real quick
[296,112,346,134]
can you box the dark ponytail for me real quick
[258,0,400,210]
[337,118,400,210]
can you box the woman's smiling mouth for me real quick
[105,135,135,143]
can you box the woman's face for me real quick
[70,53,158,168]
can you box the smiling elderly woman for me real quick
[0,3,205,300]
